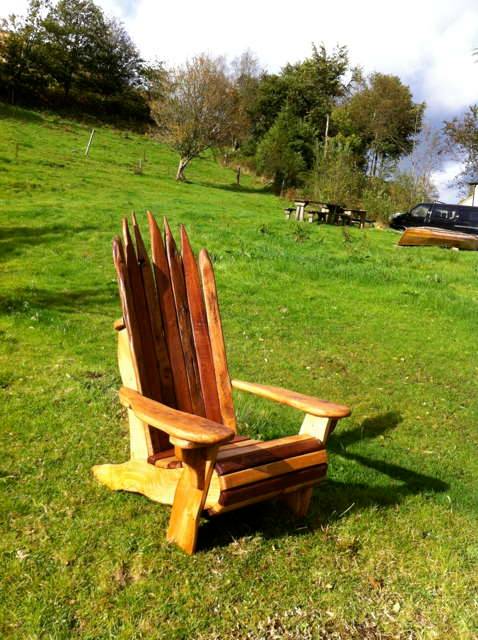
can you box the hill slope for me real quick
[1,104,477,639]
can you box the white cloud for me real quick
[4,0,477,114]
[120,0,478,114]
[432,160,464,203]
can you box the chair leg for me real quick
[282,487,313,518]
[167,447,217,554]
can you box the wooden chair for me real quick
[92,213,351,554]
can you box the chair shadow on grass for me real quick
[0,224,98,262]
[199,411,449,551]
[0,285,115,316]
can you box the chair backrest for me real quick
[112,213,237,451]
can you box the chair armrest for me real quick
[119,387,234,448]
[231,380,351,419]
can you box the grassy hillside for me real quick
[1,103,477,639]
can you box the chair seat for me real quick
[148,434,328,514]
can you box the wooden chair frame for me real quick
[93,214,351,553]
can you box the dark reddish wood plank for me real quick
[218,464,327,506]
[181,226,222,424]
[122,217,168,450]
[112,236,143,386]
[199,249,237,430]
[132,214,176,408]
[215,437,322,475]
[164,218,205,417]
[148,211,193,414]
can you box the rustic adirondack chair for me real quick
[92,213,351,554]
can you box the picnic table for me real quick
[284,200,368,229]
[341,208,368,230]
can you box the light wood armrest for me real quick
[119,387,234,447]
[231,380,351,419]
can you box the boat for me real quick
[398,226,478,250]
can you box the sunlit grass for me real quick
[1,103,477,639]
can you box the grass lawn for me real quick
[1,103,477,639]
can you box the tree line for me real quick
[151,48,432,218]
[0,0,163,121]
[5,0,473,219]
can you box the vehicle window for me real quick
[410,205,429,219]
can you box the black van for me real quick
[389,202,478,235]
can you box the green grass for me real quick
[1,103,477,639]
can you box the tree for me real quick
[0,0,149,118]
[228,50,262,151]
[246,45,350,154]
[309,139,365,206]
[281,44,349,135]
[337,73,424,175]
[151,55,237,181]
[0,2,47,104]
[255,107,311,194]
[39,0,107,99]
[246,72,287,145]
[444,106,478,187]
[90,17,144,97]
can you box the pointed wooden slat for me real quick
[122,218,169,450]
[147,211,193,414]
[112,236,143,387]
[164,218,206,417]
[132,214,176,408]
[198,249,237,431]
[112,237,155,458]
[181,226,222,424]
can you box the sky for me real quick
[3,0,478,202]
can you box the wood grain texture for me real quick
[218,464,327,507]
[399,226,478,250]
[219,449,328,490]
[215,436,323,475]
[281,487,313,517]
[112,236,142,388]
[93,459,182,505]
[117,327,152,458]
[199,248,237,430]
[232,379,351,418]
[122,218,168,450]
[299,414,337,445]
[181,227,222,423]
[216,434,314,461]
[148,212,193,414]
[164,218,205,417]
[119,386,234,447]
[147,435,251,468]
[96,217,353,552]
[122,218,160,399]
[113,236,159,454]
[132,214,176,408]
[92,459,221,510]
[167,446,218,554]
